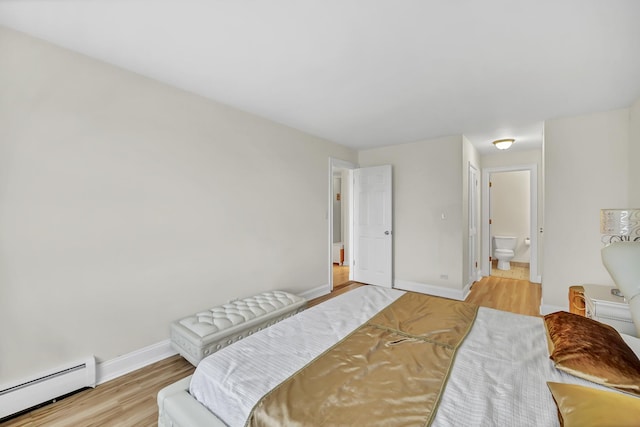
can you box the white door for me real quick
[353,165,393,288]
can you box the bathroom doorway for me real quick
[482,164,539,283]
[329,158,355,290]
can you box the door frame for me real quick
[481,164,540,283]
[328,157,357,290]
[468,163,480,285]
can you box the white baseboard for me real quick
[462,281,472,300]
[394,280,466,301]
[96,340,177,385]
[298,284,330,301]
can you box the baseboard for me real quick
[94,279,464,387]
[298,284,330,301]
[96,340,177,385]
[394,280,466,301]
[85,282,330,387]
[462,281,472,300]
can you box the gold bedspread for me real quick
[246,292,479,427]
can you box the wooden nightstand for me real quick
[582,284,636,337]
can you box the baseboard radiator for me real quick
[0,357,96,419]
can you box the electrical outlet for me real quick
[440,274,448,280]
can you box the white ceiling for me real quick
[1,1,639,152]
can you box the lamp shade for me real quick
[492,138,514,150]
[600,209,640,244]
[601,242,640,336]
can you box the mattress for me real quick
[188,286,630,426]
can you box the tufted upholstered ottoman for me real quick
[170,290,306,366]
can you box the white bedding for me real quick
[189,286,625,427]
[190,286,404,426]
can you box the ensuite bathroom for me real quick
[490,170,531,280]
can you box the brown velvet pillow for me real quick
[544,311,640,396]
[547,382,640,427]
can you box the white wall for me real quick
[0,27,356,385]
[490,171,530,263]
[543,109,629,310]
[358,136,464,294]
[629,98,640,206]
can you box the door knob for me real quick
[384,231,390,235]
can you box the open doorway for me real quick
[329,158,356,290]
[488,170,531,280]
[332,170,349,287]
[482,164,539,283]
[328,159,394,291]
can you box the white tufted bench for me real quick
[170,290,306,366]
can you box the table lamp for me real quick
[600,209,640,336]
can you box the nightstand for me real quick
[582,284,636,337]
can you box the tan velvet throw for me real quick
[246,292,479,427]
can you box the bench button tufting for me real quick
[170,290,306,366]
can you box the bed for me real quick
[158,286,640,426]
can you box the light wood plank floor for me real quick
[465,275,541,317]
[332,264,350,287]
[309,281,363,308]
[3,355,195,427]
[3,276,539,426]
[490,261,530,280]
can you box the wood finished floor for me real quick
[489,261,530,280]
[465,274,541,317]
[3,275,540,426]
[2,355,195,427]
[332,264,350,287]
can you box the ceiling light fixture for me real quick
[492,138,515,150]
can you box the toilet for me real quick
[493,236,517,270]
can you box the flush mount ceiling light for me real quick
[492,138,515,150]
